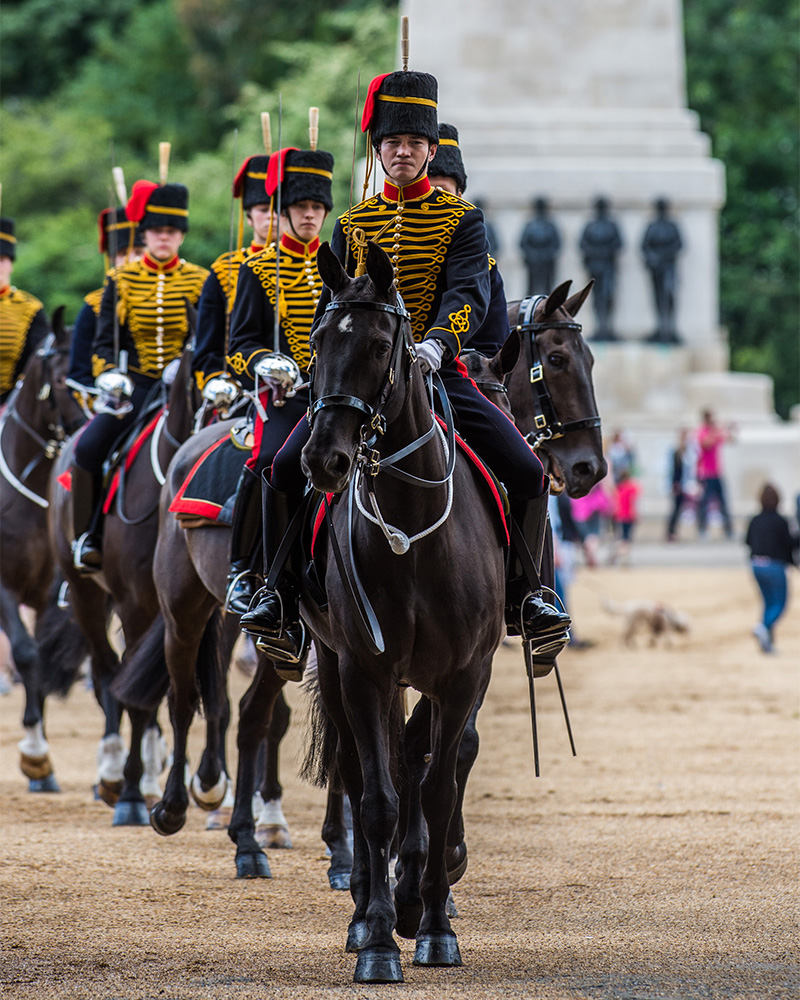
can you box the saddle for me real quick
[169,419,251,528]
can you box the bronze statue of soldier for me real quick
[642,197,683,344]
[519,196,561,295]
[579,196,623,341]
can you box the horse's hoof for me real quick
[20,753,53,781]
[255,823,292,849]
[112,799,150,826]
[29,774,60,793]
[328,869,351,891]
[354,947,403,984]
[235,851,272,879]
[345,920,368,953]
[394,899,423,940]
[447,842,468,885]
[413,932,462,967]
[96,779,123,807]
[206,805,232,831]
[446,890,459,919]
[189,772,227,812]
[149,801,186,837]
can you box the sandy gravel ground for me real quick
[1,562,798,999]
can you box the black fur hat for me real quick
[362,71,438,147]
[98,207,144,255]
[0,217,16,259]
[127,181,190,232]
[233,155,271,211]
[267,148,334,211]
[428,123,467,194]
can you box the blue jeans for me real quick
[751,560,788,631]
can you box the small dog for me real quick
[602,598,690,647]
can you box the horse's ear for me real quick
[493,328,521,378]
[563,279,594,319]
[317,242,349,294]
[365,241,395,298]
[51,306,67,345]
[541,280,572,319]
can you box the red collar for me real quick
[382,176,432,203]
[0,286,10,299]
[280,233,320,257]
[249,243,264,255]
[143,253,180,272]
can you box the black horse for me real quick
[298,242,507,984]
[0,309,86,790]
[48,346,212,824]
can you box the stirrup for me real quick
[72,533,102,575]
[254,619,309,669]
[224,569,263,615]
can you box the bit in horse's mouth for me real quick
[542,448,566,495]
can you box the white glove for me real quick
[416,339,445,375]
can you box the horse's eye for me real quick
[548,353,565,369]
[375,342,391,360]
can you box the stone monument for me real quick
[399,0,800,523]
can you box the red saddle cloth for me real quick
[310,424,509,555]
[54,416,162,515]
[169,431,249,523]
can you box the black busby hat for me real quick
[362,71,439,147]
[98,207,143,256]
[233,155,271,211]
[127,181,190,232]
[0,217,17,260]
[267,148,334,212]
[428,124,467,194]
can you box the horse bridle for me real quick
[515,295,602,450]
[0,335,85,508]
[459,349,509,397]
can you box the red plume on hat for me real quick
[126,180,159,224]
[361,74,391,133]
[266,148,299,196]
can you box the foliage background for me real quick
[2,0,797,415]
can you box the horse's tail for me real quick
[195,608,227,722]
[35,574,91,698]
[299,648,339,790]
[111,614,170,711]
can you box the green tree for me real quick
[684,0,800,417]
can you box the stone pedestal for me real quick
[398,0,800,521]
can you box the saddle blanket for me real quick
[54,416,161,516]
[168,431,249,526]
[310,423,510,555]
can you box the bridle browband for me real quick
[515,295,602,449]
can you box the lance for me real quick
[261,112,273,246]
[108,142,126,373]
[223,128,239,371]
[345,70,361,275]
[273,94,282,355]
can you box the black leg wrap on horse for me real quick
[239,481,308,671]
[506,490,571,642]
[225,465,264,616]
[71,464,104,574]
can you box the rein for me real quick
[0,337,84,509]
[307,294,460,654]
[514,295,602,450]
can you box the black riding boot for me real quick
[239,481,307,672]
[71,465,104,575]
[225,465,263,616]
[506,490,571,649]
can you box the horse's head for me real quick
[507,282,607,497]
[302,241,415,493]
[16,307,85,439]
[460,333,521,422]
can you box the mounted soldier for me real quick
[193,141,280,394]
[223,121,334,616]
[0,215,49,405]
[427,121,510,358]
[240,69,570,664]
[67,203,145,401]
[70,167,208,573]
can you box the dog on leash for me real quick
[602,598,690,647]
